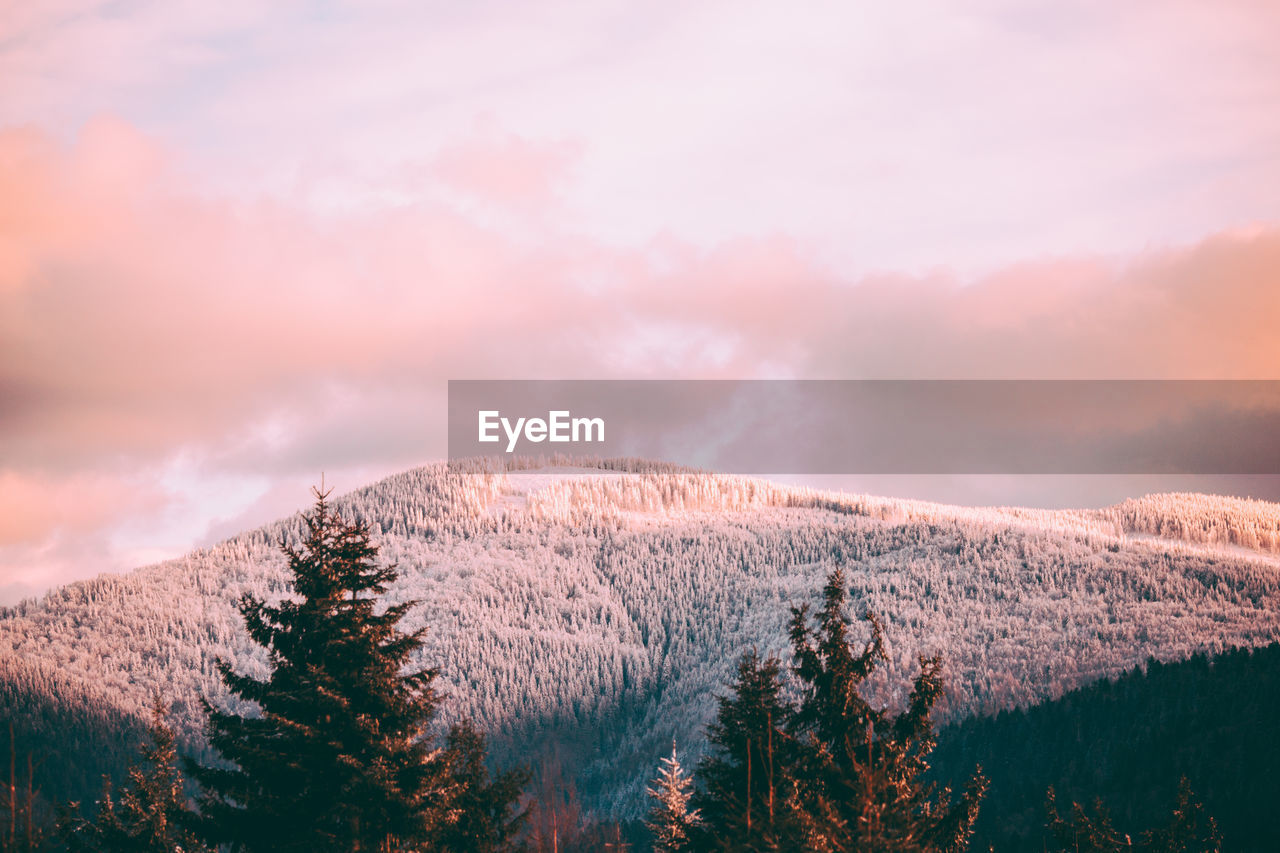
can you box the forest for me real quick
[930,640,1280,850]
[2,461,1277,850]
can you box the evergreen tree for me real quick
[524,754,587,853]
[433,721,528,852]
[646,743,699,853]
[1145,777,1222,853]
[692,650,802,852]
[1045,788,1134,853]
[1046,777,1221,853]
[786,570,986,852]
[192,487,518,851]
[3,721,46,852]
[693,570,986,852]
[60,695,208,852]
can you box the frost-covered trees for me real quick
[1096,493,1280,554]
[59,696,208,852]
[646,744,699,852]
[191,487,521,851]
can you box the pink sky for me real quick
[2,0,1279,602]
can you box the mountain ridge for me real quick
[3,461,1280,817]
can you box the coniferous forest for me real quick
[2,463,1278,850]
[931,642,1280,851]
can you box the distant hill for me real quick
[3,461,1279,818]
[932,642,1280,851]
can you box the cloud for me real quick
[613,230,1280,380]
[0,470,162,546]
[5,1,1279,272]
[0,118,1278,599]
[430,121,582,209]
[0,119,611,470]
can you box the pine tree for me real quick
[693,570,985,852]
[786,569,986,852]
[692,650,803,852]
[524,754,586,853]
[1045,777,1221,853]
[433,721,528,852]
[1045,788,1132,853]
[1145,777,1221,853]
[192,487,517,851]
[646,743,700,853]
[60,695,208,852]
[3,721,45,852]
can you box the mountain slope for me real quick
[3,463,1279,818]
[932,642,1280,850]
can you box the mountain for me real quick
[3,462,1280,820]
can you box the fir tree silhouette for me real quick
[192,486,522,851]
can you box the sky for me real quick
[2,0,1279,602]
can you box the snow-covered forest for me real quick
[3,461,1280,820]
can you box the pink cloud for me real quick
[4,120,1279,466]
[0,470,164,547]
[430,122,582,208]
[605,231,1280,380]
[1,117,1278,598]
[4,2,1279,276]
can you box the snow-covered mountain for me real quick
[4,461,1280,817]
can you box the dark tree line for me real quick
[642,569,1230,853]
[930,643,1280,851]
[0,657,150,841]
[1044,777,1220,853]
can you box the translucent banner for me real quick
[447,380,1280,474]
